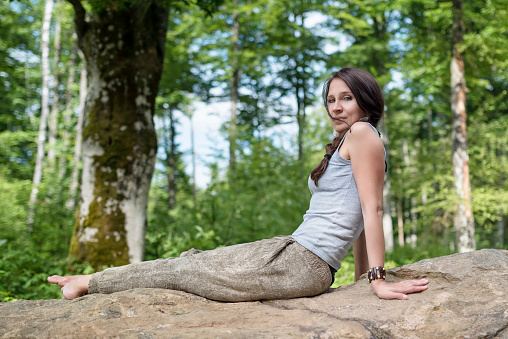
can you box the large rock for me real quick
[1,249,507,338]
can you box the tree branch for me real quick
[66,0,87,40]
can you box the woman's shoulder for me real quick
[339,123,383,160]
[346,123,385,168]
[348,122,383,145]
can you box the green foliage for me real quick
[331,253,355,287]
[0,240,94,302]
[202,135,309,245]
[0,173,30,240]
[146,133,310,260]
[0,169,80,301]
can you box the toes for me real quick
[47,275,58,282]
[48,275,70,287]
[47,275,63,284]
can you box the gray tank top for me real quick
[291,123,383,270]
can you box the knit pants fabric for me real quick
[88,236,332,302]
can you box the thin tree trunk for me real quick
[397,188,404,247]
[497,160,504,248]
[397,166,404,247]
[410,197,418,248]
[67,0,170,268]
[410,144,418,247]
[427,104,439,238]
[401,138,417,248]
[378,121,394,252]
[59,35,77,179]
[229,0,240,174]
[296,86,304,161]
[66,52,86,210]
[498,211,505,248]
[48,0,61,167]
[186,104,197,204]
[25,53,35,128]
[28,0,54,229]
[166,110,176,210]
[295,82,308,184]
[451,0,475,252]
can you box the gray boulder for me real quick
[1,249,507,338]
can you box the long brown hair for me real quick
[310,68,384,186]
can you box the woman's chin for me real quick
[333,126,348,135]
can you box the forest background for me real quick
[1,0,507,301]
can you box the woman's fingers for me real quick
[372,278,429,300]
[392,279,429,294]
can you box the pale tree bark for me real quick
[163,110,176,210]
[378,121,394,252]
[191,115,197,203]
[397,183,404,247]
[184,103,197,204]
[66,51,86,210]
[498,163,505,248]
[59,35,77,180]
[295,15,307,164]
[498,212,505,248]
[400,138,417,248]
[229,0,240,174]
[427,105,439,237]
[296,82,306,163]
[409,142,418,248]
[67,0,169,268]
[28,0,54,229]
[48,0,61,167]
[451,0,476,253]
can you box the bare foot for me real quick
[47,275,92,300]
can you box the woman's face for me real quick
[326,78,365,136]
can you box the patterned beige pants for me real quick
[89,236,332,302]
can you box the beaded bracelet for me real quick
[368,266,386,283]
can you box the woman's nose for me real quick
[330,102,341,114]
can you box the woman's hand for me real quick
[371,278,429,300]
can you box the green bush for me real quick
[0,240,94,301]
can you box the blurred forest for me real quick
[0,0,507,301]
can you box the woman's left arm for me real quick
[348,124,428,300]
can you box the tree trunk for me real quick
[28,0,54,229]
[59,35,77,180]
[66,52,86,210]
[497,159,504,248]
[185,103,197,204]
[497,211,505,249]
[397,169,404,247]
[67,0,169,268]
[165,110,176,210]
[451,0,475,253]
[296,87,304,161]
[378,121,394,252]
[48,0,61,167]
[229,0,240,174]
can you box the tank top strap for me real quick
[365,122,380,136]
[365,122,388,171]
[336,122,387,170]
[337,122,380,150]
[337,130,349,150]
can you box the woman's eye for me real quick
[343,96,352,101]
[327,98,335,104]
